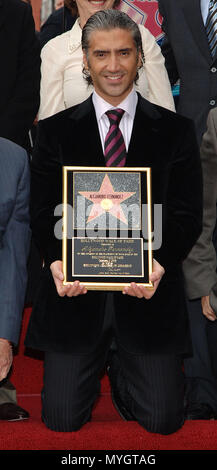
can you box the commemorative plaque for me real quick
[62,167,153,290]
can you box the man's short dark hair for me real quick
[81,9,144,86]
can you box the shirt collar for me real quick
[92,87,138,123]
[68,19,82,53]
[200,0,210,23]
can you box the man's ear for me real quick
[137,51,143,69]
[83,51,89,71]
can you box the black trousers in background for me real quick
[42,294,185,434]
[184,298,217,410]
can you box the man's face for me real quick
[83,28,142,106]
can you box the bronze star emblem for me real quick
[79,174,135,225]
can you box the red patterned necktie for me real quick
[104,108,126,167]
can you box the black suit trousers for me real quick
[41,295,185,434]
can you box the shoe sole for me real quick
[6,417,29,422]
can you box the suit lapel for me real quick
[127,94,161,167]
[68,96,105,167]
[182,0,212,64]
[67,94,163,168]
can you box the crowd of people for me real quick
[0,0,216,434]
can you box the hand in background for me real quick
[0,339,13,382]
[201,295,217,321]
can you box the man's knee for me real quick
[42,402,91,432]
[41,389,92,432]
[138,408,184,435]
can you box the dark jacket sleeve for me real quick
[30,120,63,267]
[155,117,203,272]
[183,110,217,300]
[158,0,179,85]
[0,143,30,344]
[39,7,76,49]
[0,3,40,148]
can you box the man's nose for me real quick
[107,54,119,71]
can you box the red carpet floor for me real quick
[1,308,217,453]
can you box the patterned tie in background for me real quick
[206,0,217,57]
[104,109,126,167]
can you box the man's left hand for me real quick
[122,259,165,299]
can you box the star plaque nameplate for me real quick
[62,167,153,290]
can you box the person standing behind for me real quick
[0,0,40,421]
[0,0,41,152]
[0,138,30,421]
[183,108,217,418]
[158,0,217,144]
[195,109,217,323]
[158,0,217,420]
[184,109,217,323]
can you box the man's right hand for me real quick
[50,260,87,297]
[201,295,217,321]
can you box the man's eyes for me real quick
[95,51,130,58]
[120,50,130,56]
[96,52,106,57]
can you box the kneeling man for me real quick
[25,10,202,434]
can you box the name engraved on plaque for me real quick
[72,238,144,277]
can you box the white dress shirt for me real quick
[39,18,175,120]
[201,0,210,24]
[92,88,138,152]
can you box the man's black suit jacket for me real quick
[25,94,202,357]
[158,0,217,143]
[0,0,41,151]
